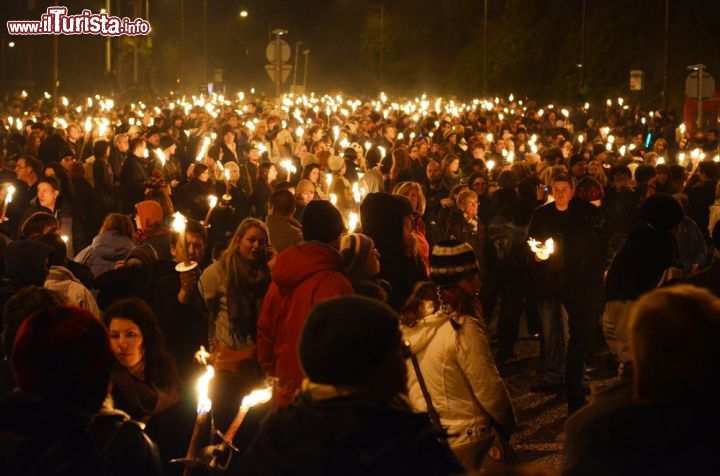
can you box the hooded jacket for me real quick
[257,242,354,407]
[401,308,516,448]
[75,231,135,278]
[45,266,101,319]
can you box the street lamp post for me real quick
[292,41,302,90]
[302,49,310,91]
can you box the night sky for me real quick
[1,0,719,109]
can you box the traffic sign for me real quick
[266,40,291,63]
[265,64,293,84]
[685,71,715,99]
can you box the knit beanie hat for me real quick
[159,134,176,150]
[295,179,315,196]
[430,240,480,287]
[328,155,345,173]
[124,244,159,269]
[574,176,605,202]
[302,200,346,243]
[134,200,164,229]
[641,193,684,231]
[299,296,400,386]
[340,233,374,276]
[301,153,320,169]
[12,306,113,413]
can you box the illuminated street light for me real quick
[239,9,248,18]
[8,42,15,48]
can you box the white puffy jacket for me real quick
[401,308,516,449]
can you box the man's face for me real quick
[385,127,396,140]
[172,232,206,263]
[552,181,573,209]
[37,182,59,209]
[409,146,420,160]
[15,159,30,181]
[427,162,441,183]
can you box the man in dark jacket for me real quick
[527,175,604,413]
[119,137,149,213]
[603,194,684,376]
[241,296,463,475]
[482,170,528,361]
[153,219,209,385]
[685,160,718,242]
[423,160,450,248]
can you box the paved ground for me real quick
[497,336,620,472]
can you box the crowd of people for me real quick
[0,89,720,475]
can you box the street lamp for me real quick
[8,42,15,48]
[239,9,248,18]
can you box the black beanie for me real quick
[641,193,684,231]
[302,200,346,243]
[299,296,400,386]
[497,170,518,190]
[430,240,480,287]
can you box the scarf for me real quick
[226,258,270,346]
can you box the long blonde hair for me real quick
[221,218,270,273]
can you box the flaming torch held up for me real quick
[210,385,273,470]
[172,212,198,272]
[1,184,15,222]
[527,237,555,261]
[179,364,215,476]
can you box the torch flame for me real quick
[240,387,273,410]
[172,212,187,233]
[194,345,210,365]
[208,195,218,209]
[527,237,555,261]
[5,185,15,204]
[196,365,215,414]
[329,193,337,206]
[348,212,359,233]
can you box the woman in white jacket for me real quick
[400,240,516,471]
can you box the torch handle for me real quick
[223,406,249,444]
[183,411,209,476]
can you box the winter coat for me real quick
[402,309,516,449]
[527,198,605,304]
[45,265,100,318]
[266,214,303,253]
[675,216,709,273]
[199,260,267,352]
[605,224,678,302]
[257,242,354,407]
[119,154,148,213]
[75,231,136,278]
[238,390,463,475]
[0,391,111,475]
[686,179,717,240]
[444,208,486,273]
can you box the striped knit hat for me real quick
[430,240,480,287]
[340,233,374,277]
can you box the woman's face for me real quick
[109,318,144,370]
[309,167,319,184]
[238,226,268,262]
[298,190,314,205]
[448,159,459,174]
[405,188,420,212]
[44,168,56,178]
[198,170,210,182]
[471,177,487,196]
[364,247,381,277]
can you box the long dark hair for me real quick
[104,298,179,390]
